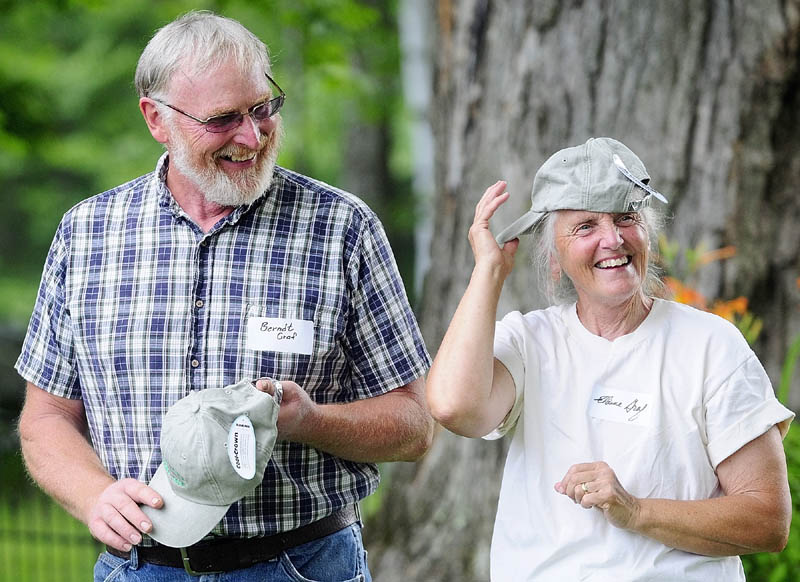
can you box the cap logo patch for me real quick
[163,461,187,488]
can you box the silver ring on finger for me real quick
[581,482,589,494]
[272,380,283,405]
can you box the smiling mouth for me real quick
[595,256,631,269]
[219,152,257,163]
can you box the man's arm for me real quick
[258,376,433,462]
[18,383,163,551]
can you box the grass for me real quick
[0,489,100,582]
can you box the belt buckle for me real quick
[180,546,223,576]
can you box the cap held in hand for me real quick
[142,378,281,548]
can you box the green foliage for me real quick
[0,277,41,325]
[741,422,800,581]
[740,318,800,580]
[731,309,764,347]
[779,333,800,407]
[0,461,101,581]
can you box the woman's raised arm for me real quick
[427,181,519,438]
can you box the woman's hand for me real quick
[555,461,642,530]
[469,181,519,278]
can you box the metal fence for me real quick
[0,458,101,582]
[2,328,101,580]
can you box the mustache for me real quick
[209,120,284,164]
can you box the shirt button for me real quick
[191,359,200,368]
[195,300,204,308]
[200,240,208,247]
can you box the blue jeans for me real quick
[93,524,371,582]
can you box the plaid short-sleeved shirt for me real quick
[16,154,431,539]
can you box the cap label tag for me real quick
[227,415,257,479]
[246,317,314,355]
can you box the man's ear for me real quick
[139,98,170,144]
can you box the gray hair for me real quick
[135,10,272,99]
[531,207,666,305]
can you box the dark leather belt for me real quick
[106,504,360,575]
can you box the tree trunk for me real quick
[365,1,800,580]
[398,0,437,300]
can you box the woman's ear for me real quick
[550,255,562,281]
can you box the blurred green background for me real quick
[0,0,418,325]
[1,1,798,581]
[0,1,420,579]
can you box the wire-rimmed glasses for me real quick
[153,72,285,133]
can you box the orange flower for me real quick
[710,297,749,322]
[697,245,737,267]
[664,277,707,309]
[659,239,763,344]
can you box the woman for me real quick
[426,137,794,581]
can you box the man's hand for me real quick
[87,478,163,551]
[254,378,317,442]
[253,377,431,461]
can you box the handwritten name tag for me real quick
[588,385,653,427]
[246,317,314,355]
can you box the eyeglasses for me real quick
[153,72,286,133]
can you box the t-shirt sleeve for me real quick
[342,214,430,399]
[704,352,794,469]
[483,313,527,440]
[15,220,81,399]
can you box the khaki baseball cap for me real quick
[142,378,281,548]
[495,137,668,243]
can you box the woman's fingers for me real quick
[555,462,612,503]
[468,180,519,275]
[555,461,640,527]
[474,181,509,224]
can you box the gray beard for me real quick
[168,137,279,207]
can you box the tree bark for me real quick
[365,1,800,580]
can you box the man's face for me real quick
[162,63,283,207]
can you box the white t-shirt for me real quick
[487,299,793,582]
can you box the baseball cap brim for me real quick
[141,462,232,548]
[495,209,546,244]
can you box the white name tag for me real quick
[246,317,314,355]
[588,385,653,427]
[227,415,256,479]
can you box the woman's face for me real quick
[553,210,649,308]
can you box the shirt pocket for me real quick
[234,298,342,399]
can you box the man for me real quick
[16,11,432,581]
